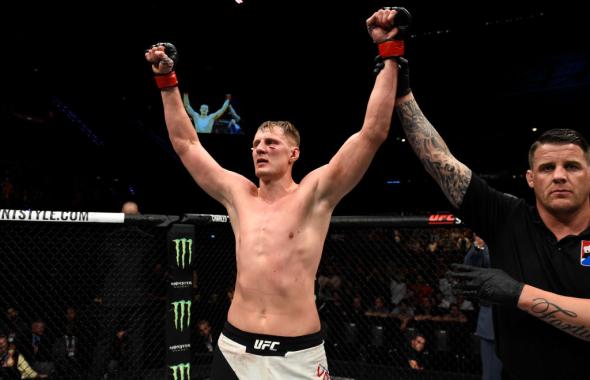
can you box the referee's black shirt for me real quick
[459,174,590,380]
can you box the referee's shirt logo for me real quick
[581,240,590,267]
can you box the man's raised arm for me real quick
[145,43,251,207]
[182,92,198,119]
[314,9,403,207]
[208,95,231,120]
[396,92,472,208]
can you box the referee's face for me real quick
[526,143,590,216]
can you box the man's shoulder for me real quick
[465,174,526,208]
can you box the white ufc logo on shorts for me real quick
[253,339,280,351]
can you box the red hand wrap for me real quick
[378,40,405,58]
[154,71,178,89]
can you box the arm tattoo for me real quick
[396,99,471,208]
[530,298,590,341]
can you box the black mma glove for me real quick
[372,7,412,97]
[149,42,179,89]
[448,264,525,307]
[396,56,410,97]
[373,55,411,97]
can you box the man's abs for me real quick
[227,276,321,336]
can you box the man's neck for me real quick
[537,203,590,241]
[258,176,297,202]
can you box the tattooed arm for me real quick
[450,264,590,341]
[396,93,472,208]
[518,285,590,341]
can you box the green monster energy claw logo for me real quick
[171,300,191,332]
[169,362,190,380]
[173,238,193,268]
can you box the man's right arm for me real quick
[161,87,251,206]
[146,45,252,207]
[182,92,197,118]
[396,93,472,208]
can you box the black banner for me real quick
[166,224,195,380]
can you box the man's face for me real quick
[66,308,76,321]
[199,105,209,116]
[6,308,17,320]
[32,322,45,335]
[252,128,298,181]
[526,143,590,216]
[198,323,210,337]
[411,336,426,352]
[474,235,485,248]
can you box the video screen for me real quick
[183,92,244,135]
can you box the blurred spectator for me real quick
[440,303,468,323]
[193,320,216,354]
[389,272,408,306]
[464,234,502,380]
[121,201,139,215]
[365,296,390,318]
[106,327,130,377]
[414,296,442,321]
[22,319,54,376]
[409,274,433,302]
[406,330,428,370]
[1,307,28,350]
[51,324,86,379]
[0,334,47,379]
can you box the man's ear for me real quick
[525,169,534,189]
[290,147,300,162]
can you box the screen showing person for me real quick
[183,92,244,135]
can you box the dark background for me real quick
[2,1,588,215]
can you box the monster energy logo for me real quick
[173,238,193,268]
[169,362,190,380]
[171,300,191,332]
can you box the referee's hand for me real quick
[448,264,524,307]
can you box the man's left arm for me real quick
[209,95,231,120]
[449,264,590,341]
[17,354,43,378]
[518,285,590,341]
[315,9,400,207]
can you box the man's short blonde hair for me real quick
[257,121,300,147]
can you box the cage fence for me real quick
[0,212,482,380]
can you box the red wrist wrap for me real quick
[378,40,405,58]
[154,71,178,89]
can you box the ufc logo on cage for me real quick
[253,339,280,351]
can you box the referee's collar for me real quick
[530,205,590,240]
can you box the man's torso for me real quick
[226,181,331,336]
[195,116,214,133]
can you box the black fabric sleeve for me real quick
[458,174,524,245]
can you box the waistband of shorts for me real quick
[222,321,323,353]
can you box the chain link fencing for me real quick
[1,213,482,380]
